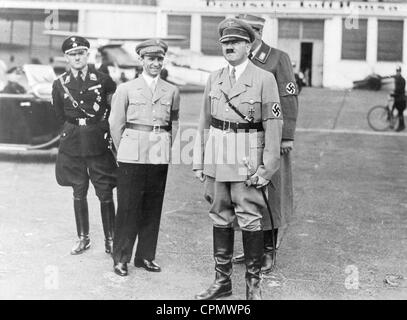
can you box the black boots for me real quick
[71,199,115,255]
[396,115,405,131]
[242,230,263,300]
[195,227,234,300]
[233,229,278,272]
[101,200,115,254]
[71,198,90,255]
[261,229,277,274]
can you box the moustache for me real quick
[226,48,234,54]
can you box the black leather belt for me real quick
[211,117,263,132]
[66,117,101,126]
[125,122,172,132]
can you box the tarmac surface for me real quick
[0,87,406,300]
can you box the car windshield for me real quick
[23,64,56,99]
[102,46,140,68]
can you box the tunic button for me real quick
[153,118,157,121]
[226,108,229,112]
[80,100,84,104]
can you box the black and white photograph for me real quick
[0,0,406,303]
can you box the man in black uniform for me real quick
[392,66,406,132]
[52,36,117,255]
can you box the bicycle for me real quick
[367,96,399,131]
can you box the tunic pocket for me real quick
[209,90,221,116]
[240,98,261,121]
[128,99,147,120]
[159,100,172,122]
[117,129,139,161]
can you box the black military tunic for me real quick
[52,66,117,200]
[393,74,406,111]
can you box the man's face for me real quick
[64,49,89,71]
[141,55,164,77]
[251,27,263,49]
[221,39,251,66]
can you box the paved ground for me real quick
[0,87,406,300]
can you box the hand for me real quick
[281,140,294,155]
[245,173,269,189]
[194,169,205,182]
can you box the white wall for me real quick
[82,10,158,38]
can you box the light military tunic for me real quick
[109,76,180,164]
[193,61,283,182]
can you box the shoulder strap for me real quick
[221,91,254,123]
[59,77,95,118]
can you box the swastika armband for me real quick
[262,102,283,120]
[278,81,298,97]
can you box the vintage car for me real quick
[0,64,61,151]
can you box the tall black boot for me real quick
[71,198,90,255]
[396,113,405,131]
[101,200,115,254]
[261,229,278,274]
[243,230,263,300]
[195,227,234,300]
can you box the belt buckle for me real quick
[153,124,160,133]
[222,120,231,132]
[78,118,87,126]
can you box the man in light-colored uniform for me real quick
[109,39,180,276]
[193,18,282,300]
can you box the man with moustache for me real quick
[109,39,180,276]
[193,18,282,300]
[232,14,299,273]
[52,36,117,255]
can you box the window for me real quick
[167,15,191,49]
[377,20,403,62]
[302,20,324,40]
[201,16,225,56]
[341,18,367,60]
[278,19,324,40]
[278,19,301,39]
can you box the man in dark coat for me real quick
[52,36,117,255]
[392,66,406,131]
[232,14,299,273]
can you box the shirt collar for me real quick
[142,71,159,87]
[228,58,249,82]
[70,65,88,80]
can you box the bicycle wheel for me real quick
[367,105,391,131]
[389,109,400,130]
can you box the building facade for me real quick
[0,0,406,88]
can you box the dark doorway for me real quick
[300,42,313,87]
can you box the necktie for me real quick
[150,80,156,94]
[77,70,84,89]
[230,67,236,87]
